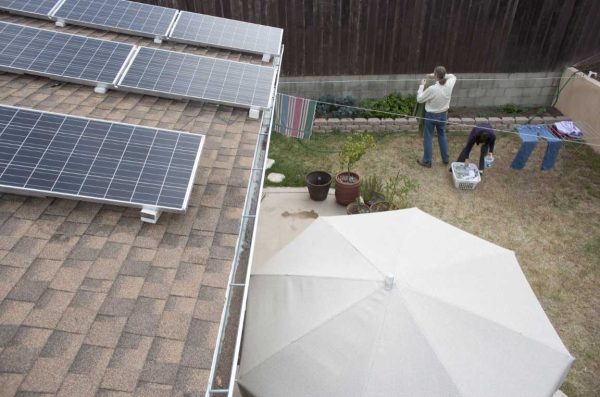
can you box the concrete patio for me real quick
[251,187,345,272]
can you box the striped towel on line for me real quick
[273,93,317,139]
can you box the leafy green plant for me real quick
[382,171,419,209]
[360,93,417,119]
[316,95,361,118]
[361,175,384,204]
[536,107,547,116]
[498,103,528,115]
[338,133,376,175]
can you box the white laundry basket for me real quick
[451,162,481,190]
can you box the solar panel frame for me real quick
[0,21,136,91]
[118,47,277,110]
[0,0,61,19]
[52,0,179,42]
[168,11,283,57]
[0,105,205,213]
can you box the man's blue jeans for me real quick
[422,111,450,164]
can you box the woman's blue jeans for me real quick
[422,111,449,164]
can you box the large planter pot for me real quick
[335,172,361,205]
[305,171,332,201]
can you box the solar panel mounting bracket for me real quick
[262,54,272,63]
[153,36,163,44]
[94,84,108,94]
[249,108,260,119]
[55,18,66,27]
[141,206,162,224]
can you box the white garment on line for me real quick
[417,74,457,113]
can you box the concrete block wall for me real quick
[280,72,562,108]
[311,115,570,134]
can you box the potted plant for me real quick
[305,171,332,201]
[335,133,375,205]
[382,171,419,209]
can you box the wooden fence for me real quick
[137,0,600,76]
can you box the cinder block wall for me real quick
[279,72,562,107]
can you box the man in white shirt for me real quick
[416,66,457,168]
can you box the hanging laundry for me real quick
[550,121,583,140]
[273,93,317,139]
[511,125,562,171]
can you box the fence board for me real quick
[136,0,600,76]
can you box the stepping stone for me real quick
[266,158,275,169]
[267,173,285,183]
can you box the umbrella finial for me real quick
[384,274,395,290]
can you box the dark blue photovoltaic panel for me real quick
[0,106,204,210]
[0,21,134,86]
[53,0,178,39]
[119,47,275,109]
[170,12,283,56]
[0,0,60,18]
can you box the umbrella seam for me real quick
[239,287,382,376]
[396,291,468,397]
[324,220,387,278]
[404,287,573,357]
[359,290,391,397]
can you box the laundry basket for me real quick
[451,162,481,190]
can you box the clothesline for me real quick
[297,96,599,148]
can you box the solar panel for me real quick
[0,0,60,19]
[53,0,178,43]
[169,12,283,59]
[118,47,276,110]
[0,21,134,92]
[0,105,204,222]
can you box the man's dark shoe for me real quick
[443,160,449,165]
[416,159,432,168]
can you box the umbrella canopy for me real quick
[237,208,573,397]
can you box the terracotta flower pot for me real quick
[305,171,332,201]
[335,172,361,205]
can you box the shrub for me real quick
[316,95,361,118]
[361,175,385,205]
[382,172,419,209]
[360,93,417,119]
[338,133,376,174]
[498,103,528,115]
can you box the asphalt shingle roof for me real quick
[0,12,264,396]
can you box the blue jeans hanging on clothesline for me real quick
[511,125,561,170]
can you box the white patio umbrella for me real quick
[237,208,573,397]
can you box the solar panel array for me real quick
[0,105,204,211]
[169,12,283,57]
[0,21,134,87]
[0,0,283,58]
[0,0,59,18]
[53,0,178,40]
[119,47,275,109]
